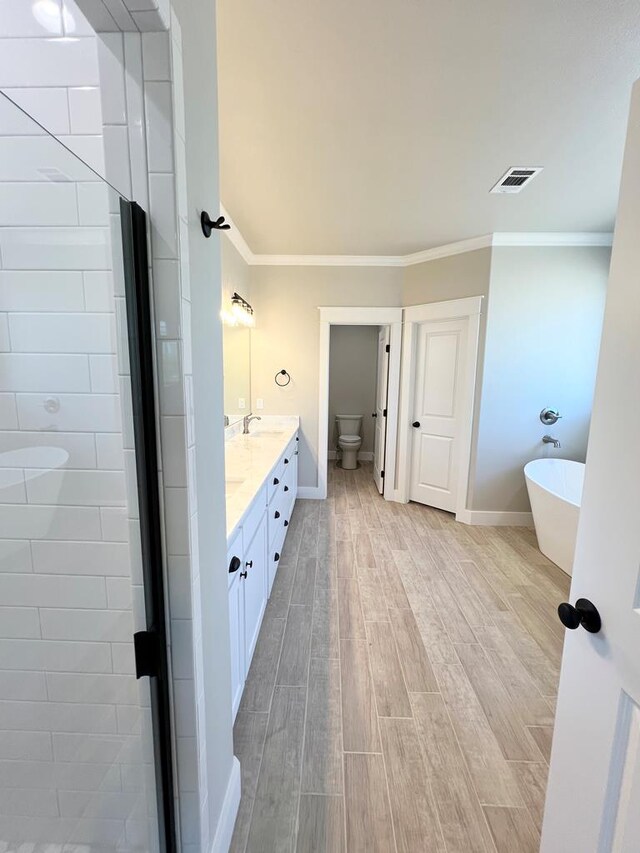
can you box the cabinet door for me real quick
[228,571,244,720]
[243,512,268,669]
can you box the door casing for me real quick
[373,325,391,494]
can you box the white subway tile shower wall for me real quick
[0,3,156,848]
[1,3,203,849]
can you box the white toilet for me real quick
[336,414,363,470]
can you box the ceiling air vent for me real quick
[490,166,543,194]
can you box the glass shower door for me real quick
[0,92,172,852]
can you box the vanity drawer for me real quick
[242,483,268,547]
[267,434,298,504]
[268,465,285,504]
[268,494,286,550]
[269,523,288,591]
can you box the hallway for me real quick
[230,463,567,853]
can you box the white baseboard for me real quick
[297,486,324,500]
[327,451,374,462]
[210,756,241,853]
[456,509,534,527]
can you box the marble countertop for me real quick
[225,415,299,541]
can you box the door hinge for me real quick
[385,344,390,353]
[383,408,387,418]
[134,630,160,679]
[381,470,385,478]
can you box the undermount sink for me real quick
[225,477,245,497]
[247,429,286,438]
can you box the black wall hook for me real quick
[201,211,231,238]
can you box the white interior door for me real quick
[373,325,390,493]
[541,80,640,852]
[409,317,468,512]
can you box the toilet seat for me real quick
[339,435,361,445]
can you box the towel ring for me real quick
[275,369,291,387]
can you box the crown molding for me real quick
[492,231,613,248]
[252,253,406,267]
[401,234,493,265]
[219,207,613,267]
[219,204,254,265]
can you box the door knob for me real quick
[412,421,420,428]
[557,598,601,634]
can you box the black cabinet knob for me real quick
[284,520,289,527]
[275,511,280,519]
[412,421,421,428]
[273,477,279,485]
[274,552,280,562]
[284,485,289,492]
[558,598,601,634]
[372,413,377,418]
[228,556,241,574]
[284,458,289,464]
[239,570,248,580]
[246,560,253,569]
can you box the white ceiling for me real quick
[216,0,640,256]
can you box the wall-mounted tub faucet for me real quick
[540,408,562,426]
[543,435,561,449]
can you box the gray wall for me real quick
[328,325,379,454]
[472,246,610,512]
[402,247,492,307]
[250,265,403,488]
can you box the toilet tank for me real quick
[336,414,363,436]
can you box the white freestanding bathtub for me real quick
[524,458,585,576]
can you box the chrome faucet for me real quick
[243,414,262,434]
[543,435,561,449]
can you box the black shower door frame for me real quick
[120,199,177,853]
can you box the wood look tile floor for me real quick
[230,463,567,853]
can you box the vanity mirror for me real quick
[221,240,253,426]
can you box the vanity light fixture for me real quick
[230,292,255,326]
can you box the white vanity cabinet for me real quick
[227,429,299,720]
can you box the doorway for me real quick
[328,325,379,472]
[398,297,482,520]
[318,307,402,501]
